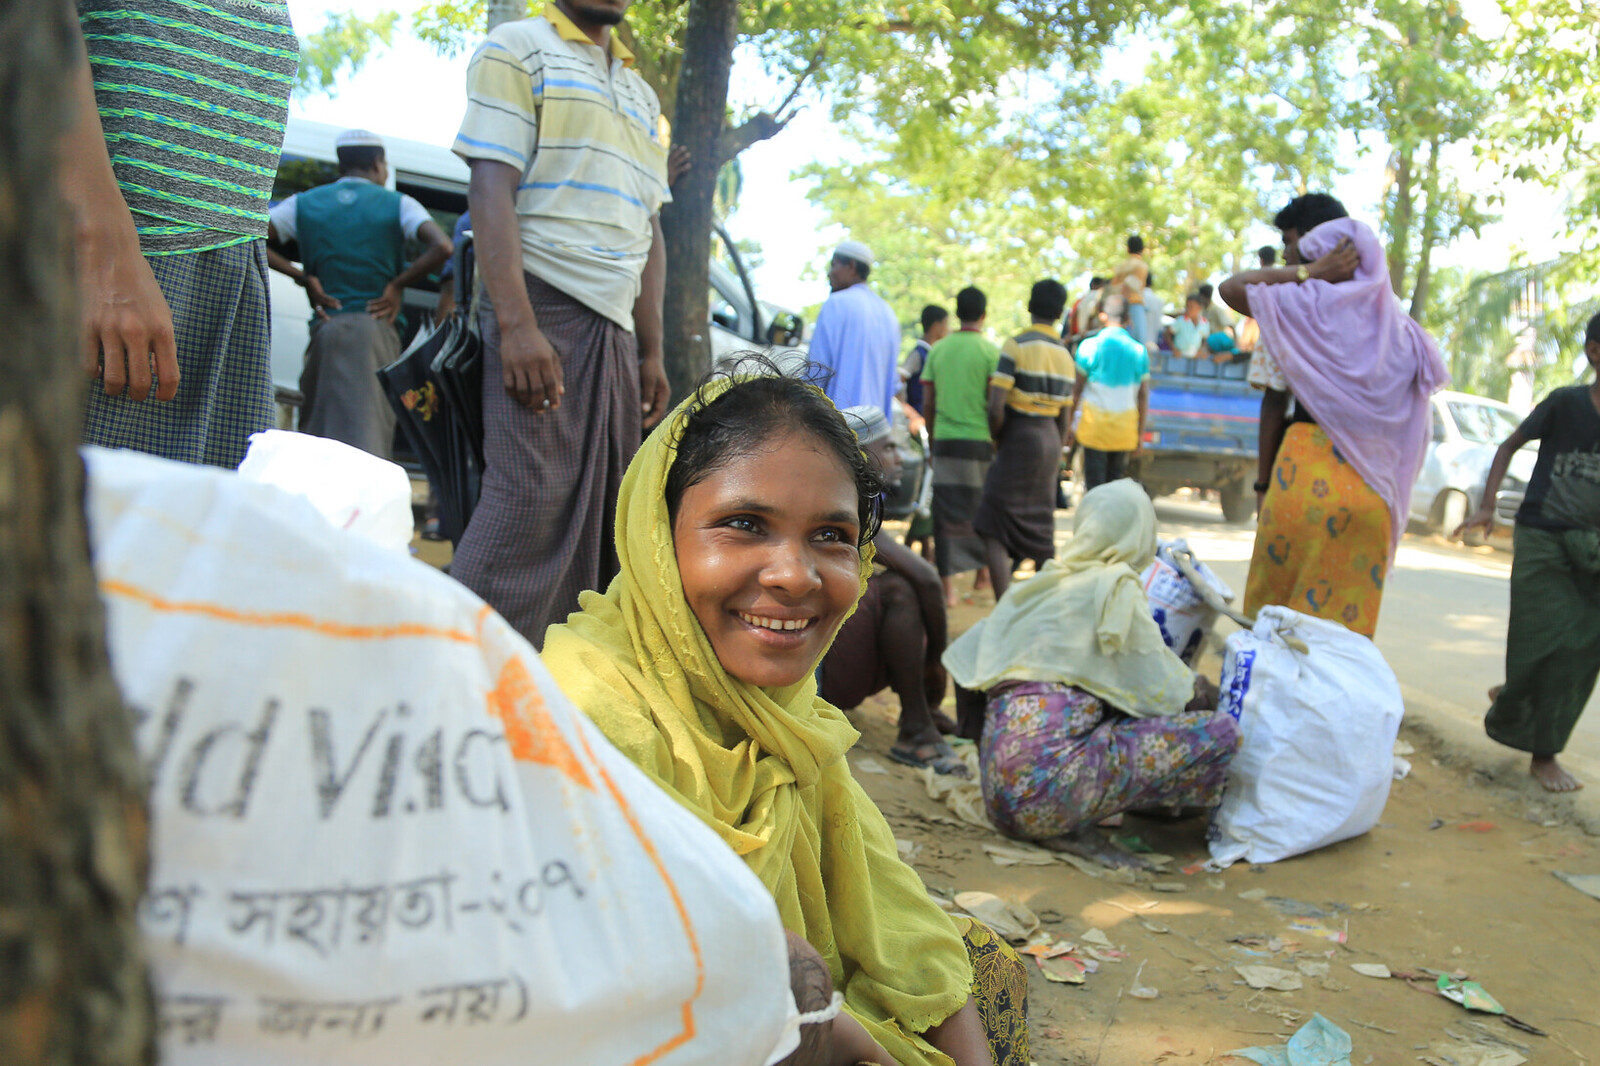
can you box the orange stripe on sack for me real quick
[484,657,593,790]
[572,725,704,1064]
[98,579,478,644]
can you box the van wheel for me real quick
[1436,490,1469,536]
[1219,477,1252,523]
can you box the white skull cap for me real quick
[833,239,874,267]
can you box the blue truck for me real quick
[1129,350,1260,523]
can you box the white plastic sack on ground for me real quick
[85,447,792,1066]
[1209,606,1404,867]
[1140,538,1235,664]
[236,429,414,553]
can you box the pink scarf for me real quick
[1248,218,1450,563]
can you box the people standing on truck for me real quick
[809,240,901,417]
[1067,293,1149,492]
[1112,237,1150,344]
[822,407,964,776]
[901,304,950,415]
[1068,277,1107,345]
[1171,294,1208,359]
[974,280,1075,602]
[1196,282,1238,361]
[267,130,454,459]
[1219,193,1448,639]
[1455,316,1600,793]
[448,0,673,649]
[924,287,1001,606]
[1142,271,1167,357]
[68,0,297,469]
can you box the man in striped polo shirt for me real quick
[65,0,297,468]
[450,0,672,649]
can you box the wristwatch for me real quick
[1253,480,1271,493]
[1295,265,1310,283]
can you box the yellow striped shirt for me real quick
[992,325,1075,418]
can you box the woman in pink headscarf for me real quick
[1218,194,1450,637]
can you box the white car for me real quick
[1409,390,1535,532]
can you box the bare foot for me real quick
[1531,755,1583,792]
[1487,684,1504,704]
[1038,826,1152,870]
[972,567,991,592]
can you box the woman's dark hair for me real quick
[1273,193,1349,235]
[1027,279,1068,321]
[665,355,886,546]
[920,304,949,332]
[955,286,987,322]
[1586,312,1600,346]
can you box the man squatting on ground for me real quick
[450,0,673,649]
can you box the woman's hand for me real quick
[1306,237,1359,283]
[1455,506,1495,541]
[1186,674,1220,713]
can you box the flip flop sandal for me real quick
[887,739,968,777]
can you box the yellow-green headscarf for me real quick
[542,376,972,1064]
[942,478,1196,718]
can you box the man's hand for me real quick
[1455,506,1495,541]
[639,354,670,429]
[501,320,564,411]
[667,144,691,187]
[79,233,180,401]
[1307,237,1359,283]
[305,275,342,322]
[366,281,403,323]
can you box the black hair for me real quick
[664,355,885,547]
[955,285,987,322]
[1586,312,1600,347]
[1145,270,1157,288]
[1127,234,1144,254]
[1258,245,1278,266]
[1185,291,1204,306]
[1197,282,1215,300]
[833,255,870,281]
[336,145,384,174]
[1089,276,1108,289]
[1098,292,1128,323]
[920,304,949,332]
[1273,193,1349,235]
[1027,279,1069,321]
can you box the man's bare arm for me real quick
[469,159,561,410]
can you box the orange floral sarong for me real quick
[1244,423,1391,637]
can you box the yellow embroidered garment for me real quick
[942,479,1196,718]
[542,378,973,1064]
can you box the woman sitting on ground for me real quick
[543,362,1028,1066]
[943,479,1241,869]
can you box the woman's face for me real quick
[673,430,864,688]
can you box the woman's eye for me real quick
[725,516,761,533]
[815,527,853,544]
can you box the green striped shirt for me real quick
[79,0,297,255]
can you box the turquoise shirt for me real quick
[295,179,407,327]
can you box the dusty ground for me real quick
[844,586,1600,1065]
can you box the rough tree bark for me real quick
[0,4,155,1065]
[659,0,742,402]
[1408,133,1442,322]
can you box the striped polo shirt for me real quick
[993,324,1075,418]
[78,0,297,256]
[453,5,671,331]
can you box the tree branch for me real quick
[716,112,791,165]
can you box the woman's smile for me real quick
[673,430,864,688]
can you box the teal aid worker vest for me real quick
[295,178,407,328]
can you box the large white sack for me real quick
[1140,538,1234,665]
[236,430,415,553]
[1209,606,1404,867]
[84,446,793,1066]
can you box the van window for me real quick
[1449,401,1519,445]
[271,155,338,201]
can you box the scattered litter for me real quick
[1129,961,1160,999]
[981,842,1057,867]
[1208,877,1228,890]
[1393,756,1412,780]
[1036,955,1089,984]
[1228,1013,1352,1065]
[1140,919,1171,934]
[1181,861,1208,875]
[1266,897,1337,919]
[952,891,1039,942]
[1236,965,1304,992]
[1115,834,1154,853]
[1296,960,1331,978]
[1288,918,1348,944]
[1435,975,1505,1015]
[1428,819,1446,831]
[1394,740,1416,757]
[922,749,991,828]
[1080,928,1116,949]
[853,756,890,774]
[1019,935,1077,960]
[1037,908,1066,925]
[1151,881,1190,893]
[1456,821,1498,833]
[1349,964,1390,979]
[1554,871,1600,901]
[895,838,923,861]
[1054,850,1140,884]
[1423,1043,1526,1066]
[1238,888,1270,902]
[1082,945,1129,964]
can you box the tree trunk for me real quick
[1385,144,1414,299]
[1408,134,1443,323]
[660,0,741,403]
[485,0,525,32]
[0,4,155,1065]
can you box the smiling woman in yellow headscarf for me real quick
[543,365,1027,1066]
[944,479,1241,871]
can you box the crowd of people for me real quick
[61,0,1600,1060]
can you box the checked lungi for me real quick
[82,240,274,469]
[931,437,994,577]
[450,273,641,650]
